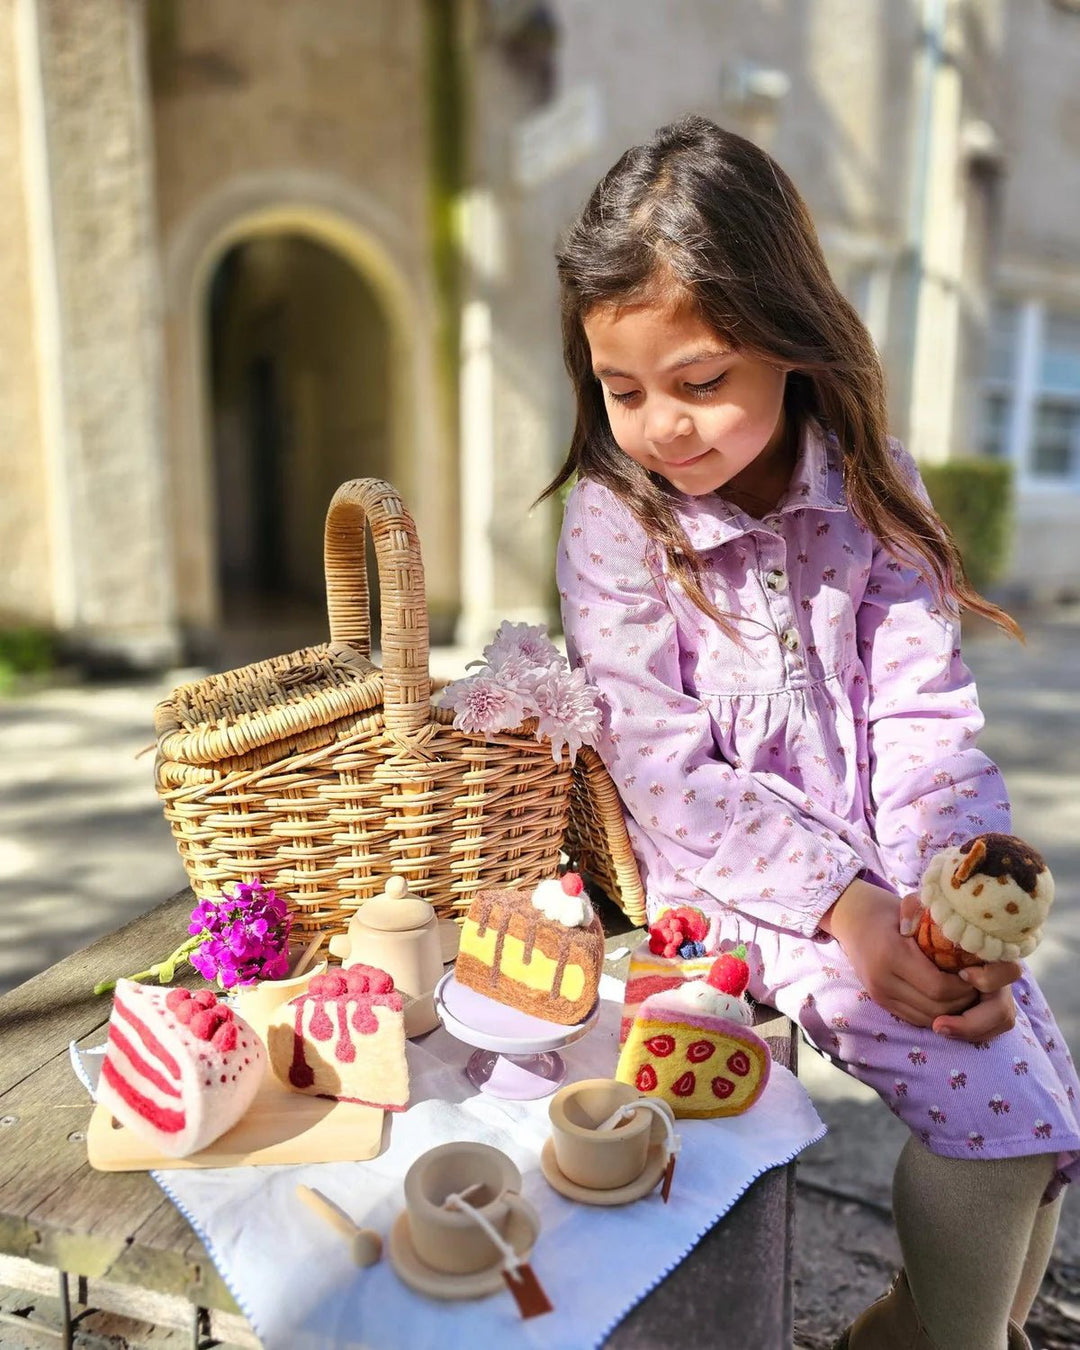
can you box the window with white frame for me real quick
[982,300,1080,486]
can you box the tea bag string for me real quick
[443,1188,525,1277]
[595,1099,681,1160]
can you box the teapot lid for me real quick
[358,875,434,932]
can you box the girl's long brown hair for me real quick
[540,115,1020,639]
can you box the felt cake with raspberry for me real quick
[96,980,265,1158]
[616,952,769,1119]
[619,905,720,1044]
[454,872,603,1025]
[267,964,409,1110]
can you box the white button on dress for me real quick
[766,569,789,592]
[781,627,800,651]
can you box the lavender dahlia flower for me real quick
[440,621,602,762]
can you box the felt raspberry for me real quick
[311,971,348,998]
[707,945,750,997]
[647,905,708,959]
[671,906,708,943]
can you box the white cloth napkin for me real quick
[73,975,825,1350]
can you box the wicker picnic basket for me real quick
[154,477,645,941]
[566,746,646,926]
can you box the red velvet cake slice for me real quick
[96,979,265,1157]
[266,964,410,1110]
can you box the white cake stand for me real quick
[434,970,599,1100]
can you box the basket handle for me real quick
[324,478,430,737]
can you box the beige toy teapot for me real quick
[329,876,444,1036]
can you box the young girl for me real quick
[546,116,1079,1350]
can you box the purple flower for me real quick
[185,879,293,988]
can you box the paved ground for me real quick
[3,616,1080,1347]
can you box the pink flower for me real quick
[441,621,602,760]
[443,672,532,735]
[531,665,602,762]
[480,620,562,672]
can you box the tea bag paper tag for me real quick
[661,1153,677,1203]
[502,1261,553,1318]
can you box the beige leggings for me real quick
[893,1137,1063,1349]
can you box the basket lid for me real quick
[154,641,384,766]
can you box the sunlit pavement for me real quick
[3,616,1079,1346]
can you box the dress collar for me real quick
[670,419,847,553]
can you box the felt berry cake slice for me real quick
[619,907,720,1045]
[615,955,769,1119]
[96,979,265,1158]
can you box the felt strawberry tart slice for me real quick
[97,979,265,1158]
[615,953,770,1119]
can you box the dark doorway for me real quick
[207,233,391,668]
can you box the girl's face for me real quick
[583,298,789,497]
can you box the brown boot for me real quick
[831,1271,1033,1349]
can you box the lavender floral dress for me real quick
[558,424,1080,1194]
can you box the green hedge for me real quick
[0,626,56,695]
[918,457,1014,592]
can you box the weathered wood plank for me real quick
[0,892,192,1096]
[0,1255,259,1348]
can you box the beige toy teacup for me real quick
[402,1141,538,1276]
[548,1077,676,1190]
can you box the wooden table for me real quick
[0,890,798,1350]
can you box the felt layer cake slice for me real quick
[96,979,265,1158]
[267,964,409,1110]
[616,957,769,1119]
[454,872,603,1026]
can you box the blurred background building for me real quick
[1,0,1078,672]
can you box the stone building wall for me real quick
[148,0,454,643]
[34,0,175,662]
[0,0,53,626]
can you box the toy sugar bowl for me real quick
[328,875,444,1036]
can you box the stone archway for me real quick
[206,232,392,665]
[162,174,455,665]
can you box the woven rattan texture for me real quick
[566,746,647,926]
[153,478,637,939]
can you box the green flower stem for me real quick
[93,932,206,997]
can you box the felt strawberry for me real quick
[560,871,585,896]
[706,945,750,998]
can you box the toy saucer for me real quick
[388,1203,539,1300]
[539,1136,668,1206]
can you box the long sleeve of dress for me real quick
[558,482,865,937]
[856,451,1011,896]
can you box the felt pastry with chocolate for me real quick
[914,832,1054,972]
[455,872,603,1025]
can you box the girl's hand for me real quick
[898,893,1024,1043]
[819,878,976,1027]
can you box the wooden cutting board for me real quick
[87,1067,387,1171]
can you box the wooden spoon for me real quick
[296,1184,382,1267]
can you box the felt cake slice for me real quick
[616,959,769,1119]
[267,964,409,1110]
[454,872,603,1025]
[96,979,265,1158]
